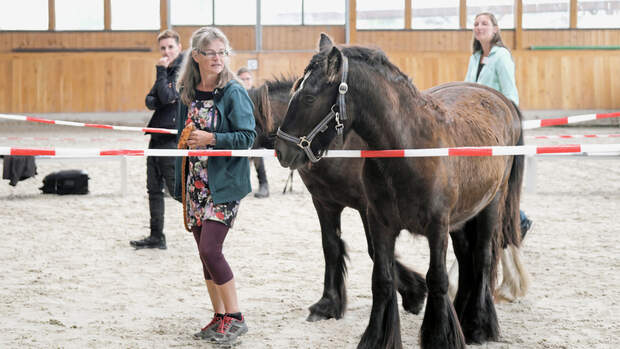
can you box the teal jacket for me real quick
[465,45,519,105]
[174,80,256,204]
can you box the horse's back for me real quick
[423,82,520,148]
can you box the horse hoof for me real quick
[306,312,330,322]
[402,295,425,315]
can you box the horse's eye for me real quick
[302,95,316,104]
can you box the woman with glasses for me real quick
[174,27,255,346]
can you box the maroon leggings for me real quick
[192,220,233,285]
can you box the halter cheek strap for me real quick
[277,56,349,163]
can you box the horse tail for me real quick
[503,101,525,248]
[492,101,527,297]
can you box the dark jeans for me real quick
[146,139,179,239]
[252,157,268,185]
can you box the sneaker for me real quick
[211,315,248,346]
[520,217,533,240]
[193,315,222,340]
[129,236,166,250]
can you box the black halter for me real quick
[276,56,349,163]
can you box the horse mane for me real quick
[265,75,297,96]
[308,45,439,111]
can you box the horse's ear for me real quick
[319,33,333,51]
[326,46,342,83]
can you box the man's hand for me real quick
[157,56,171,67]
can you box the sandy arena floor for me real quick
[1,122,619,348]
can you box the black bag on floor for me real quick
[40,170,89,195]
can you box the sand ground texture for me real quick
[1,122,619,348]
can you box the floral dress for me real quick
[186,90,240,229]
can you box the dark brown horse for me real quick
[248,77,428,322]
[275,34,524,348]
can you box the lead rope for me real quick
[178,123,195,233]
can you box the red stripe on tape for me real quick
[596,112,620,119]
[536,145,581,154]
[361,150,404,158]
[448,148,493,156]
[85,124,113,129]
[143,128,173,134]
[540,117,568,127]
[100,150,144,156]
[26,116,54,124]
[11,148,55,156]
[187,150,232,157]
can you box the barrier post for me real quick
[525,155,537,193]
[120,156,127,196]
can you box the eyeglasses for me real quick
[196,49,230,58]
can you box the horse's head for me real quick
[275,34,350,169]
[248,77,297,149]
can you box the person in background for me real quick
[174,27,255,346]
[236,67,253,90]
[237,67,270,198]
[465,12,533,236]
[130,29,184,250]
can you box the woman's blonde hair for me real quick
[177,27,238,106]
[472,12,507,53]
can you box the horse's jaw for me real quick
[275,141,309,170]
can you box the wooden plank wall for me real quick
[3,28,620,53]
[2,50,618,113]
[0,31,157,52]
[0,52,157,113]
[1,27,619,113]
[355,30,514,52]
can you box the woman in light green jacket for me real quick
[465,12,519,106]
[465,12,533,238]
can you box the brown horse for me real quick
[275,34,524,348]
[250,77,528,323]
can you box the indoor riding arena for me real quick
[1,1,619,348]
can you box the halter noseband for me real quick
[276,56,349,163]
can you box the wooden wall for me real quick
[2,49,618,113]
[355,30,513,52]
[0,31,157,52]
[0,52,157,113]
[1,27,619,113]
[3,28,620,53]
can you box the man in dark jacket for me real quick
[130,29,184,250]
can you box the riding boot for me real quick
[149,191,166,240]
[130,191,167,249]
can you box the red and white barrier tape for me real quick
[526,134,620,140]
[0,136,147,143]
[2,111,620,133]
[521,112,620,130]
[4,134,620,143]
[0,114,177,134]
[4,144,620,158]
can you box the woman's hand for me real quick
[187,129,215,149]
